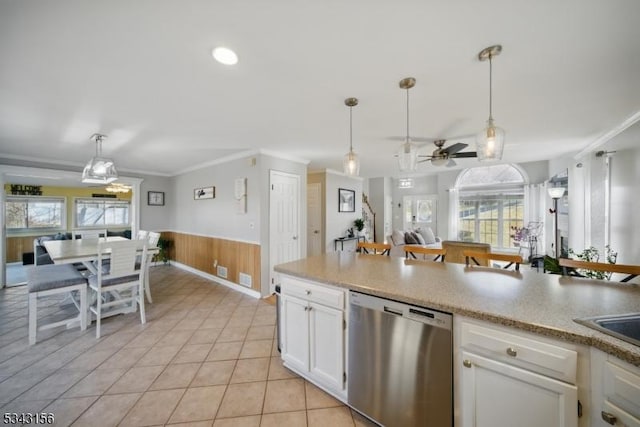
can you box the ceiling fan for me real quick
[418,139,477,167]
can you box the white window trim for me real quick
[73,197,131,229]
[6,195,67,234]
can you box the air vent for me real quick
[239,272,252,288]
[216,265,228,279]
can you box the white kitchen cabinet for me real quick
[280,275,347,399]
[460,350,578,427]
[455,317,588,427]
[591,348,640,426]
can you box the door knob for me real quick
[314,230,319,234]
[292,236,298,240]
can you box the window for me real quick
[456,164,525,249]
[403,195,437,231]
[6,196,65,231]
[75,198,130,228]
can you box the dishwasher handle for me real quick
[383,306,403,316]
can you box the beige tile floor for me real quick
[0,266,378,427]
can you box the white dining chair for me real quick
[136,230,149,240]
[140,231,161,304]
[147,231,161,247]
[88,239,148,338]
[72,229,107,240]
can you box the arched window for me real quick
[455,164,527,249]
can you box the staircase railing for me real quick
[362,194,376,242]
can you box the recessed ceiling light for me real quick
[212,47,238,65]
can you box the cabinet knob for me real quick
[463,359,472,368]
[506,347,518,357]
[305,290,311,295]
[601,411,617,425]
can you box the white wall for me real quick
[139,175,172,231]
[325,171,363,252]
[607,147,640,264]
[170,155,261,242]
[169,152,307,296]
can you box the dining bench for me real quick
[28,264,88,345]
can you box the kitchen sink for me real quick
[574,313,640,347]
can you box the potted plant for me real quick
[354,218,365,236]
[156,238,173,264]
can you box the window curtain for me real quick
[523,182,547,256]
[448,188,459,240]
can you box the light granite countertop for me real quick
[275,252,640,367]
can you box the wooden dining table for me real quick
[43,236,158,303]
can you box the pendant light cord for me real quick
[488,55,493,121]
[406,88,410,142]
[349,106,353,151]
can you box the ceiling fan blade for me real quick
[451,151,478,158]
[443,142,468,155]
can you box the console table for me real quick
[334,236,365,251]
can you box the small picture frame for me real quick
[338,188,355,212]
[147,191,165,206]
[194,186,215,200]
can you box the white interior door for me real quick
[307,183,322,256]
[270,170,300,292]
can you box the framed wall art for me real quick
[338,188,355,212]
[194,186,215,200]
[148,191,165,206]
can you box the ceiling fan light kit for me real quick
[476,44,505,162]
[82,133,119,184]
[343,97,360,176]
[397,77,418,172]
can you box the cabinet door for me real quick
[460,351,578,427]
[281,294,309,373]
[309,301,345,392]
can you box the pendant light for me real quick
[81,133,119,184]
[397,77,418,171]
[343,97,360,176]
[476,45,505,161]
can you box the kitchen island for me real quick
[275,252,640,427]
[275,252,640,365]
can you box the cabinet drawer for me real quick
[602,401,640,427]
[281,276,345,310]
[604,360,640,419]
[461,321,577,384]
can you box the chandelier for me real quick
[82,133,118,184]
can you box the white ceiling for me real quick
[1,0,639,180]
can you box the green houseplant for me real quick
[156,238,173,264]
[354,218,365,233]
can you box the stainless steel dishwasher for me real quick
[348,291,453,427]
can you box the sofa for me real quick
[387,227,442,257]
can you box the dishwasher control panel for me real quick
[349,291,452,330]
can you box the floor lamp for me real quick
[548,187,566,258]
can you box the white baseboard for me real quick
[166,261,261,299]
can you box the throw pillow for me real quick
[415,232,426,245]
[391,229,405,245]
[418,227,436,244]
[404,231,419,245]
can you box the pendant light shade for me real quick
[82,133,118,184]
[343,97,360,176]
[397,77,418,172]
[477,45,505,162]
